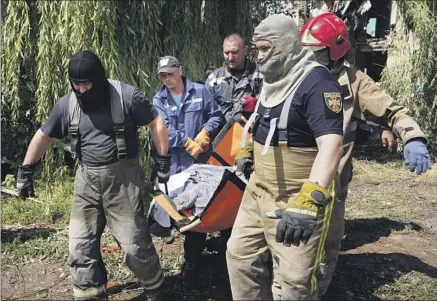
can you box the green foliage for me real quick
[1,0,31,121]
[1,178,74,225]
[380,1,437,152]
[1,0,276,185]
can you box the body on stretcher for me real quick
[149,164,247,236]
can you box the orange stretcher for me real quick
[154,169,246,233]
[153,115,251,233]
[206,115,252,167]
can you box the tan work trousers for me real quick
[226,142,337,300]
[318,163,351,296]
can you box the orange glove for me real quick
[184,137,203,159]
[194,129,210,151]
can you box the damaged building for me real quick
[288,0,401,83]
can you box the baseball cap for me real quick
[157,56,181,74]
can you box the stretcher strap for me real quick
[153,193,191,226]
[212,116,237,150]
[210,152,230,166]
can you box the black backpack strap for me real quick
[68,92,81,160]
[108,80,127,160]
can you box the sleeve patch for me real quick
[323,92,343,113]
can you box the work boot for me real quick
[74,293,109,301]
[146,292,164,301]
[182,261,200,287]
[143,288,164,301]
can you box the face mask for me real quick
[313,49,331,67]
[68,51,109,111]
[259,52,284,81]
[71,81,109,112]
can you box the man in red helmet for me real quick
[300,12,432,296]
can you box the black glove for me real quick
[235,158,254,180]
[152,154,171,184]
[271,210,317,247]
[16,164,36,198]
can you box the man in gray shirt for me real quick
[16,50,170,301]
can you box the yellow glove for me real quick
[285,181,332,217]
[184,137,203,159]
[194,129,210,151]
[266,181,332,247]
[235,143,253,162]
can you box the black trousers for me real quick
[183,228,232,263]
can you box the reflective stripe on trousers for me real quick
[226,142,339,300]
[69,159,163,299]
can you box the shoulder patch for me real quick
[323,92,343,113]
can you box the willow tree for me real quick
[380,1,437,152]
[1,0,274,184]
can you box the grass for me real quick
[346,158,437,222]
[1,158,437,300]
[2,178,74,225]
[375,271,437,300]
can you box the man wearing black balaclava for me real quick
[16,50,170,301]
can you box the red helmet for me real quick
[300,12,351,61]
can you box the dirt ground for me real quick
[2,159,437,300]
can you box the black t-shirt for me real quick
[41,83,158,166]
[254,67,343,147]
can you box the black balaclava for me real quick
[68,50,109,111]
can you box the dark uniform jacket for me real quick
[206,59,263,121]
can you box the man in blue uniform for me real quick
[226,14,344,300]
[16,50,170,301]
[153,56,224,174]
[152,56,225,285]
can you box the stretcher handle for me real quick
[153,179,191,227]
[179,219,202,233]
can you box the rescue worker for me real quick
[152,56,225,285]
[174,34,263,285]
[16,50,170,301]
[226,14,345,300]
[206,32,262,121]
[198,33,263,262]
[153,55,224,174]
[300,12,432,296]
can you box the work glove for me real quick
[16,164,36,197]
[403,139,432,175]
[235,158,253,180]
[184,137,203,159]
[266,181,332,247]
[241,95,257,113]
[235,144,254,180]
[194,129,210,152]
[152,153,171,183]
